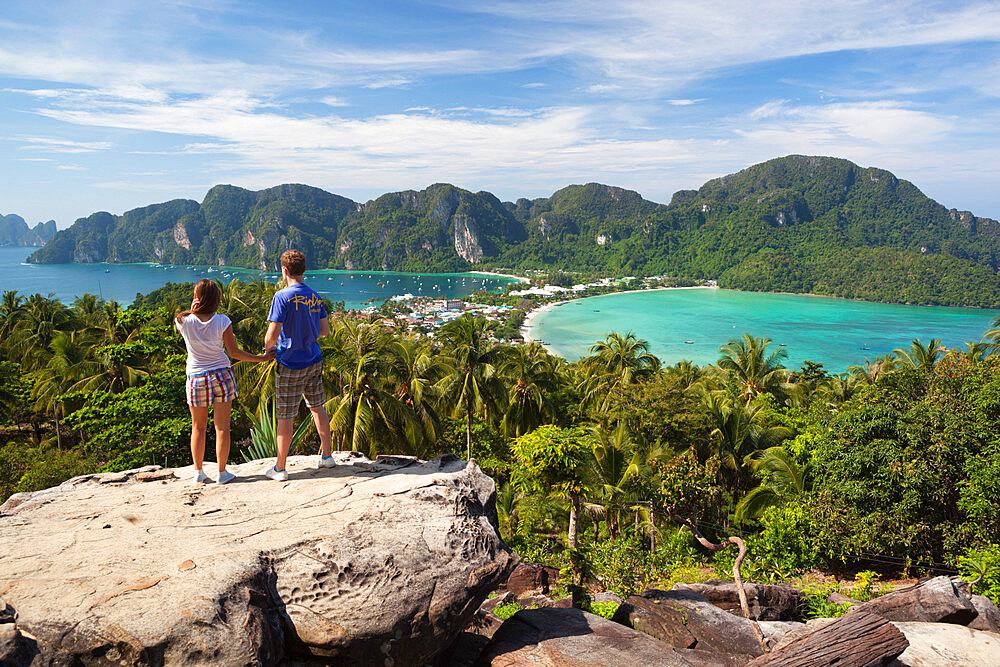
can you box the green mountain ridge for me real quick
[27,155,1000,307]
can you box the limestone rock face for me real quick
[0,453,516,666]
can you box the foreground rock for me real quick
[747,610,908,666]
[890,621,1000,666]
[674,581,803,621]
[0,453,516,666]
[614,589,764,658]
[854,576,976,625]
[477,607,699,666]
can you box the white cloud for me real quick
[667,99,705,106]
[19,137,112,152]
[55,164,85,170]
[321,95,349,107]
[364,78,412,89]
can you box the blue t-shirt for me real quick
[267,283,327,369]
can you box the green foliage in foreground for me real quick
[3,281,1000,606]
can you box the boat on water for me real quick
[684,340,694,344]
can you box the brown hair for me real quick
[281,249,306,277]
[175,279,222,324]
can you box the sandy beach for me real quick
[471,270,529,283]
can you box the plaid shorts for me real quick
[186,367,238,407]
[275,361,325,419]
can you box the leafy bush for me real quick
[800,585,852,620]
[588,601,620,619]
[715,504,820,583]
[492,602,522,620]
[959,544,1000,605]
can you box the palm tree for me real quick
[717,334,793,403]
[848,355,897,385]
[703,393,793,487]
[893,337,943,372]
[579,331,660,412]
[500,342,559,438]
[436,316,506,460]
[0,290,25,341]
[735,447,811,523]
[326,320,410,457]
[10,294,76,368]
[814,375,858,409]
[961,341,994,364]
[392,336,445,457]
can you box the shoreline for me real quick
[470,270,529,284]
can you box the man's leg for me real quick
[275,416,294,471]
[310,405,332,457]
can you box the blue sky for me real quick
[2,0,1000,227]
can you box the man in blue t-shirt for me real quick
[263,249,334,480]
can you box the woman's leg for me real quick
[213,401,232,472]
[189,405,209,469]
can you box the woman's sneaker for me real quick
[193,469,210,484]
[216,470,236,485]
[318,455,336,469]
[265,466,288,481]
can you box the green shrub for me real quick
[492,602,522,620]
[800,585,852,619]
[959,544,1000,605]
[588,601,620,620]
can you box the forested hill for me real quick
[0,214,56,246]
[27,155,1000,307]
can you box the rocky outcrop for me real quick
[969,594,1000,632]
[453,213,484,263]
[0,215,55,246]
[173,221,192,250]
[505,563,560,597]
[0,452,515,666]
[854,576,977,625]
[477,607,695,666]
[890,621,1000,666]
[674,580,803,621]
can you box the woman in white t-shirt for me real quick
[175,279,273,484]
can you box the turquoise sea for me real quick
[0,246,518,307]
[529,288,999,371]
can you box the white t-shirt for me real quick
[175,313,233,375]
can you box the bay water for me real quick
[0,247,517,307]
[528,287,999,371]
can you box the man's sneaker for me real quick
[265,466,288,481]
[318,455,336,469]
[193,469,210,484]
[216,470,235,485]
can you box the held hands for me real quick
[261,346,277,362]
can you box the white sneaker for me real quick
[193,469,210,484]
[265,466,288,481]
[318,455,336,469]
[216,470,235,485]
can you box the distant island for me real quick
[27,155,1000,308]
[0,214,56,247]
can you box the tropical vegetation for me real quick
[2,281,999,606]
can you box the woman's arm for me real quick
[223,325,273,362]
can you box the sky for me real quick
[2,0,1000,228]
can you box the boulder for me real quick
[889,621,1000,666]
[477,607,696,666]
[757,620,805,645]
[674,580,803,621]
[854,576,977,625]
[747,610,908,666]
[0,453,516,666]
[827,592,860,608]
[968,594,1000,633]
[615,589,764,657]
[433,631,491,667]
[505,562,560,597]
[467,609,504,639]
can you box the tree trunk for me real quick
[465,403,473,461]
[568,494,580,549]
[746,611,907,666]
[53,414,62,449]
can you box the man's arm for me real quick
[264,321,282,352]
[319,316,330,338]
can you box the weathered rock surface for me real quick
[748,610,908,666]
[854,576,977,625]
[968,594,1000,632]
[674,581,803,621]
[477,607,696,666]
[505,562,560,597]
[0,453,516,666]
[889,621,1000,666]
